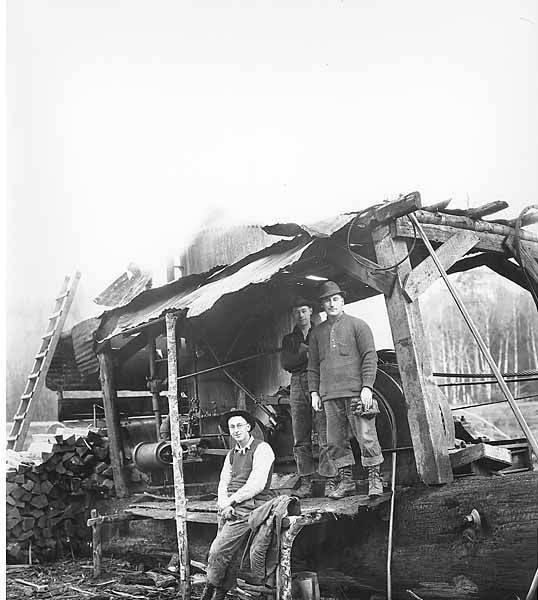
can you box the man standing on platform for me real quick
[308,281,384,499]
[281,297,336,497]
[201,409,275,600]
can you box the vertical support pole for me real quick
[166,313,190,600]
[97,344,129,497]
[90,509,102,578]
[372,225,453,485]
[148,336,162,440]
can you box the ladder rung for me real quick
[21,393,33,400]
[56,292,69,301]
[28,372,40,380]
[35,352,48,360]
[13,414,26,421]
[42,332,54,340]
[49,310,63,320]
[7,436,18,442]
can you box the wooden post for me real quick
[165,313,190,600]
[90,509,102,578]
[97,344,129,497]
[372,225,453,485]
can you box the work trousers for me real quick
[324,397,383,469]
[206,503,253,591]
[290,372,337,478]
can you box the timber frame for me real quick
[85,193,538,599]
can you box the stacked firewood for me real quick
[6,428,115,564]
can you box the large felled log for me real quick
[293,471,537,600]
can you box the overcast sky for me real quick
[5,0,537,339]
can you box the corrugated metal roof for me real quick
[94,265,152,308]
[262,214,356,238]
[97,237,313,341]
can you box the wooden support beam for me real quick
[413,209,538,243]
[96,344,129,498]
[114,332,148,365]
[165,313,190,600]
[448,253,530,290]
[353,191,422,228]
[504,236,538,287]
[394,219,538,259]
[465,201,508,219]
[372,224,454,485]
[325,241,396,295]
[403,230,479,301]
[449,443,512,472]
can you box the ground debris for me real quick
[5,557,210,600]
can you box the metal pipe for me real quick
[148,337,162,439]
[409,213,538,459]
[176,348,280,381]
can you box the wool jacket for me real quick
[307,312,377,401]
[280,326,311,374]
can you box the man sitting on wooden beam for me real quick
[201,409,275,600]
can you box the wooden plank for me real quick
[403,230,479,301]
[97,345,129,498]
[165,313,190,600]
[414,209,538,243]
[372,224,454,485]
[504,236,538,286]
[355,191,422,227]
[394,219,538,259]
[325,241,396,295]
[449,443,512,471]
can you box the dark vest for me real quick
[227,438,274,502]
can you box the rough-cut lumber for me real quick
[90,509,102,578]
[403,230,479,301]
[97,345,128,498]
[449,443,512,472]
[372,224,453,485]
[354,191,422,227]
[165,312,190,600]
[325,241,396,295]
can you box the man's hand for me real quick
[311,392,322,412]
[220,506,236,521]
[360,387,373,412]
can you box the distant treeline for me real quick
[422,269,538,406]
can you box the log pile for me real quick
[6,428,116,564]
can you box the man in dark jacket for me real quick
[201,409,275,600]
[308,281,384,499]
[281,297,336,497]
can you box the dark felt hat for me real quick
[291,296,313,309]
[219,409,257,434]
[318,281,347,301]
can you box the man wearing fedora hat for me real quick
[308,281,384,499]
[202,409,275,600]
[281,296,337,497]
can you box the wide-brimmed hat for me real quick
[219,409,257,434]
[291,296,313,309]
[318,281,347,301]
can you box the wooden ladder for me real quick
[7,271,81,451]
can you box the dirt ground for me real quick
[5,557,208,600]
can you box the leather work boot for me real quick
[200,584,216,600]
[293,474,313,498]
[327,466,355,500]
[368,466,384,497]
[324,474,340,498]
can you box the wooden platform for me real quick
[123,492,391,524]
